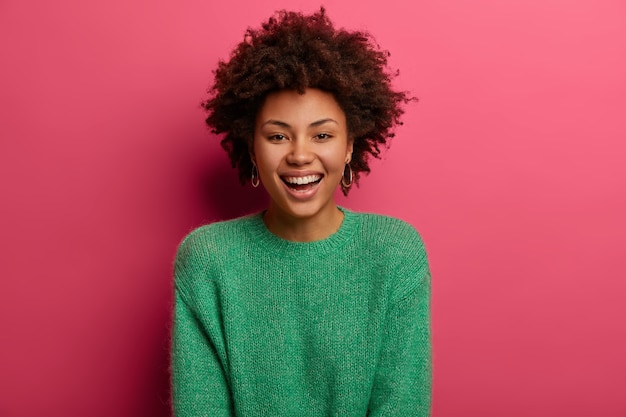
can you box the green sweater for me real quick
[172,208,431,416]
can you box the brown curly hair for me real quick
[203,7,413,194]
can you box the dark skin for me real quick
[252,88,353,241]
[203,8,413,193]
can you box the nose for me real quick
[286,138,314,166]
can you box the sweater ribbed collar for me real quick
[245,207,359,257]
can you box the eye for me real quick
[268,133,287,141]
[315,133,333,140]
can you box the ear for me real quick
[249,145,256,165]
[345,137,354,163]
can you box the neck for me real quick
[263,204,344,242]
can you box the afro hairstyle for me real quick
[203,7,413,194]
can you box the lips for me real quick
[280,174,323,193]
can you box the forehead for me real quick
[256,88,346,127]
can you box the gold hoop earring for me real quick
[341,163,353,188]
[251,163,260,188]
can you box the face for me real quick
[253,88,353,223]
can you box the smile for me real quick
[280,174,323,193]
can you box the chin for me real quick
[269,194,337,221]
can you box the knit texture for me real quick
[172,208,431,416]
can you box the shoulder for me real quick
[178,214,258,251]
[174,213,260,279]
[352,211,426,254]
[350,210,430,299]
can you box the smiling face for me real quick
[253,88,353,234]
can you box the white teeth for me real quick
[283,175,321,185]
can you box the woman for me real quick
[172,8,431,416]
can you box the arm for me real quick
[171,289,234,417]
[171,230,233,417]
[368,269,432,416]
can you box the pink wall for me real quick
[1,0,625,416]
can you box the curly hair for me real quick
[203,7,413,194]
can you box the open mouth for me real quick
[281,174,323,192]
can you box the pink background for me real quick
[1,0,625,416]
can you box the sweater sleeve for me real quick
[367,231,432,416]
[172,290,233,417]
[171,231,234,417]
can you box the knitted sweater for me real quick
[171,208,431,416]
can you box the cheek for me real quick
[253,144,279,175]
[320,146,350,173]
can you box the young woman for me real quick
[172,8,431,416]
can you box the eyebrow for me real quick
[261,118,339,128]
